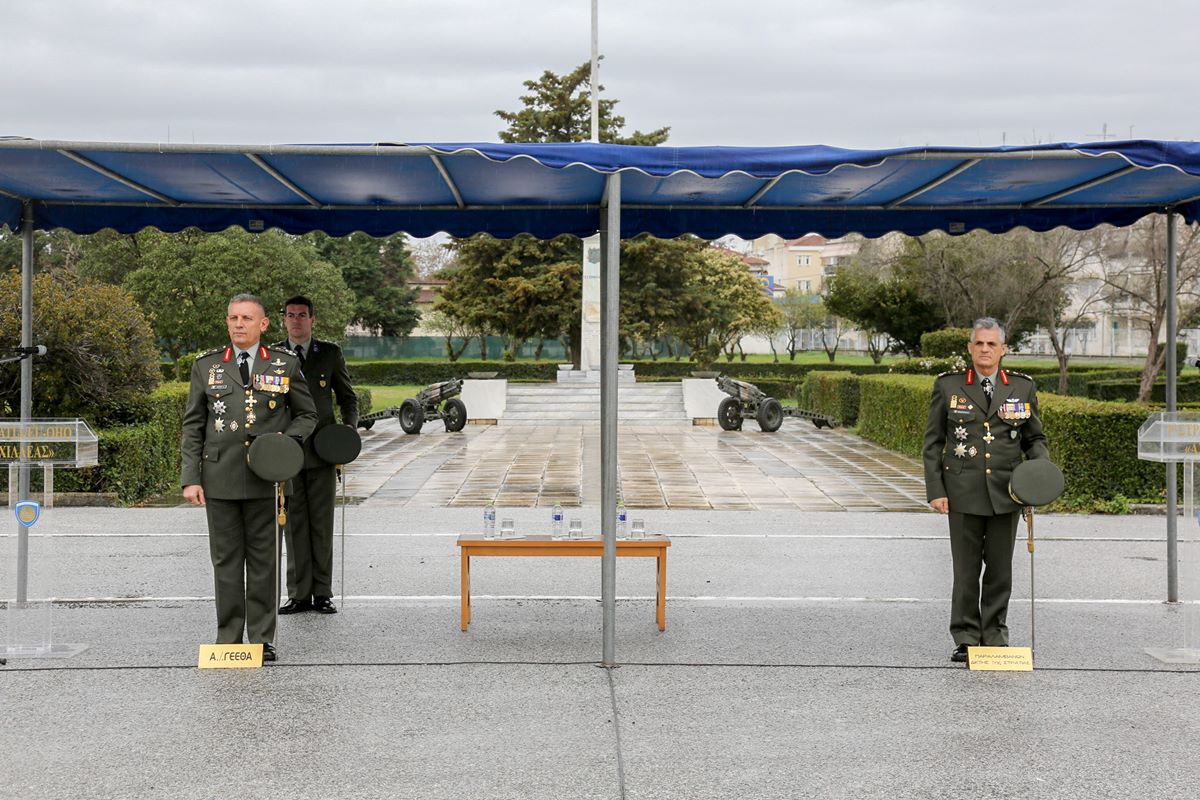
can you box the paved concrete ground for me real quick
[352,420,928,510]
[3,506,1199,799]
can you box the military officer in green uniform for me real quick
[922,317,1049,663]
[182,293,317,661]
[275,295,358,616]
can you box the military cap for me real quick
[313,424,362,465]
[1008,459,1065,507]
[246,433,305,483]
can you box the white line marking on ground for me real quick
[35,594,1197,605]
[3,533,1190,543]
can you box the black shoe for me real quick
[313,596,338,615]
[279,598,313,614]
[262,643,277,662]
[950,643,970,663]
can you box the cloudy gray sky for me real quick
[5,0,1196,148]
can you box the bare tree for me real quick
[1026,229,1105,393]
[1095,216,1200,401]
[409,235,456,277]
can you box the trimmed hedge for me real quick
[857,375,934,457]
[1033,368,1144,396]
[17,382,193,504]
[854,373,1165,503]
[1037,395,1163,502]
[349,360,559,385]
[800,371,861,426]
[1086,376,1200,402]
[920,328,971,358]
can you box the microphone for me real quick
[3,346,47,356]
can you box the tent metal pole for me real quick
[600,172,620,667]
[17,202,34,603]
[1166,210,1179,603]
[590,0,600,144]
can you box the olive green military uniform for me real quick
[922,368,1049,647]
[273,338,357,605]
[181,343,317,644]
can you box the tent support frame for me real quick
[1167,209,1179,603]
[600,173,620,667]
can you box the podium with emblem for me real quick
[2,418,98,658]
[1138,411,1200,663]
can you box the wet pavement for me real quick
[351,420,929,511]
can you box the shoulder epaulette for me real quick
[936,369,965,378]
[196,347,222,358]
[266,344,298,357]
[1006,370,1033,381]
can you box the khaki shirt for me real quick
[922,368,1049,516]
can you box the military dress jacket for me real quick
[273,338,357,469]
[922,368,1049,516]
[181,344,318,500]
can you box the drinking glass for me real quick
[631,519,646,540]
[500,518,515,538]
[569,518,583,539]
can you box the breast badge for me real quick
[214,418,225,433]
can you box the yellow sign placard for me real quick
[198,643,263,669]
[968,646,1033,671]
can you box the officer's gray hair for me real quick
[228,293,267,315]
[972,317,1006,344]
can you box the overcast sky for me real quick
[5,0,1197,149]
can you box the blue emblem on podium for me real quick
[15,500,40,528]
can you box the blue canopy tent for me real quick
[3,137,1199,664]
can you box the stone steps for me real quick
[502,382,689,425]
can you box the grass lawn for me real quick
[361,384,425,411]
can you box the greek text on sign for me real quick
[197,643,264,669]
[0,418,99,466]
[968,646,1034,671]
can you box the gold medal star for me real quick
[213,418,225,433]
[953,443,967,458]
[954,425,967,441]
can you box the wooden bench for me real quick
[456,535,671,631]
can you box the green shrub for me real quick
[1038,394,1163,503]
[32,381,190,503]
[1086,376,1200,402]
[1033,368,1144,396]
[801,371,861,426]
[920,328,971,359]
[888,356,967,375]
[855,375,1165,506]
[349,360,559,385]
[857,374,933,457]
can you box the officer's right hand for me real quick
[183,484,206,506]
[930,497,949,514]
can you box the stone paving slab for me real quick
[355,421,928,511]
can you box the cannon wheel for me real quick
[443,398,468,432]
[718,397,743,431]
[757,397,784,433]
[399,399,424,434]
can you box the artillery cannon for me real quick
[714,374,837,432]
[357,378,468,434]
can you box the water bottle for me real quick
[483,502,496,539]
[616,502,627,539]
[552,503,564,539]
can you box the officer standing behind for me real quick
[922,317,1049,664]
[182,293,317,661]
[275,295,358,616]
